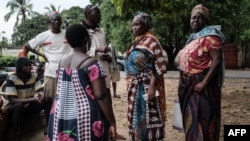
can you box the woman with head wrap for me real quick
[176,4,226,141]
[124,11,167,140]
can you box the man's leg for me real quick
[43,76,57,99]
[112,82,116,96]
[9,103,24,138]
[112,82,120,98]
[0,107,8,140]
[42,98,53,125]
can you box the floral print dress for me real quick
[47,61,109,141]
[125,32,167,141]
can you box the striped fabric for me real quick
[47,61,109,141]
[5,72,42,99]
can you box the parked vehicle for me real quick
[117,58,125,71]
[0,61,45,87]
[0,71,9,87]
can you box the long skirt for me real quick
[126,76,166,141]
[178,71,221,141]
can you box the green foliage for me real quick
[241,29,250,41]
[61,6,85,28]
[44,4,62,14]
[111,0,165,16]
[4,0,39,29]
[0,37,8,47]
[109,20,133,53]
[100,0,133,52]
[5,0,250,68]
[106,0,250,68]
[12,15,49,46]
[0,55,17,67]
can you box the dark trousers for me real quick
[7,98,52,136]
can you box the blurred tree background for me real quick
[2,0,250,68]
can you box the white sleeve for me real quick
[28,31,47,50]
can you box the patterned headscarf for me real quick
[48,11,61,21]
[84,4,100,17]
[134,11,153,29]
[191,4,209,20]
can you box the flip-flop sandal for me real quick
[116,133,126,140]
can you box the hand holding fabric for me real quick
[148,85,156,101]
[194,81,207,93]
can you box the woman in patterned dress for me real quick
[124,12,167,141]
[176,4,226,141]
[47,24,117,141]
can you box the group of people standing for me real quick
[0,3,225,141]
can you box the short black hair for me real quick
[66,24,90,52]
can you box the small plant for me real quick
[0,55,17,68]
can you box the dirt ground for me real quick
[7,76,250,141]
[113,77,250,141]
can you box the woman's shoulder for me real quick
[142,33,161,46]
[59,53,95,68]
[205,36,223,46]
[78,57,98,69]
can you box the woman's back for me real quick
[47,58,110,141]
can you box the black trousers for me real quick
[7,98,53,136]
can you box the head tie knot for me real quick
[191,4,209,19]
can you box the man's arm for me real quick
[24,43,48,62]
[8,96,39,104]
[8,88,44,104]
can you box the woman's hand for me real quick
[148,85,156,101]
[148,71,157,101]
[194,81,207,93]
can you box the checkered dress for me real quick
[47,62,109,141]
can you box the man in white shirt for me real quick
[24,12,71,100]
[24,12,71,134]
